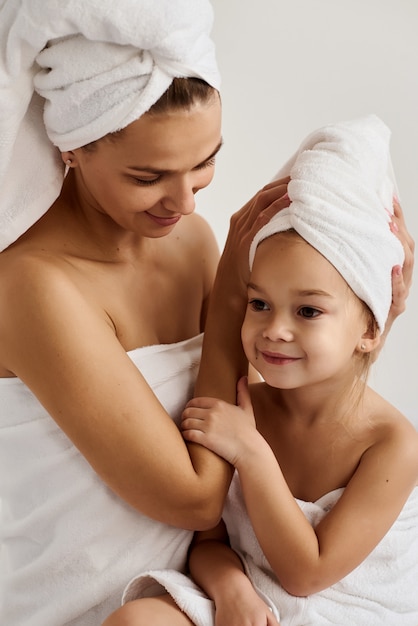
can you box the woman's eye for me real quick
[195,156,216,171]
[133,177,160,186]
[249,299,269,312]
[298,306,321,319]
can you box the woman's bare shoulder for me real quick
[176,212,219,251]
[0,247,112,371]
[0,245,92,311]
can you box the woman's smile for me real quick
[144,211,182,227]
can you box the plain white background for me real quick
[197,0,418,427]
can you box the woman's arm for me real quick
[0,244,228,531]
[194,178,290,402]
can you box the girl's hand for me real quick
[215,591,280,626]
[182,377,261,467]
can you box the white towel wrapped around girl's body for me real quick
[0,335,202,626]
[124,471,418,625]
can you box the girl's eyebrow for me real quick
[126,139,224,174]
[248,282,333,298]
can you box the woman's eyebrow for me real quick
[193,138,223,168]
[126,139,224,174]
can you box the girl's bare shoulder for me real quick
[365,386,416,435]
[363,387,418,483]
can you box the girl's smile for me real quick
[259,350,302,366]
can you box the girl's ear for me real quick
[356,319,381,354]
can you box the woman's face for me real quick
[69,96,222,237]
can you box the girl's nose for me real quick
[262,313,294,342]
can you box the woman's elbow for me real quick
[175,490,225,531]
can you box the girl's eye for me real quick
[298,306,321,319]
[249,298,269,312]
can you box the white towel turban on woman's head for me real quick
[0,0,220,251]
[249,115,405,332]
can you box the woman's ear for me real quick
[61,151,76,168]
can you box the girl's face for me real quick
[241,233,369,391]
[68,97,222,237]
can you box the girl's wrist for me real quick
[234,430,272,473]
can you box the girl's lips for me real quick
[260,351,300,365]
[145,212,181,227]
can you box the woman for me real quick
[0,1,413,624]
[0,1,236,623]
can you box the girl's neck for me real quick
[264,376,364,427]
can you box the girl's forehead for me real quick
[254,234,352,291]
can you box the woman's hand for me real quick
[388,196,414,318]
[375,196,415,359]
[219,177,290,293]
[194,179,290,403]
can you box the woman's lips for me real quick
[145,212,181,227]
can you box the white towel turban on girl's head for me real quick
[0,0,220,251]
[249,115,405,332]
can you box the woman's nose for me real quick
[163,177,196,215]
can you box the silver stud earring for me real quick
[361,343,366,351]
[65,159,72,166]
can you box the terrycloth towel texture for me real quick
[125,473,418,625]
[0,0,220,251]
[249,115,405,332]
[0,334,202,626]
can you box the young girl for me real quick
[105,116,418,625]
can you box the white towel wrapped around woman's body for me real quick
[0,334,202,626]
[125,472,418,625]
